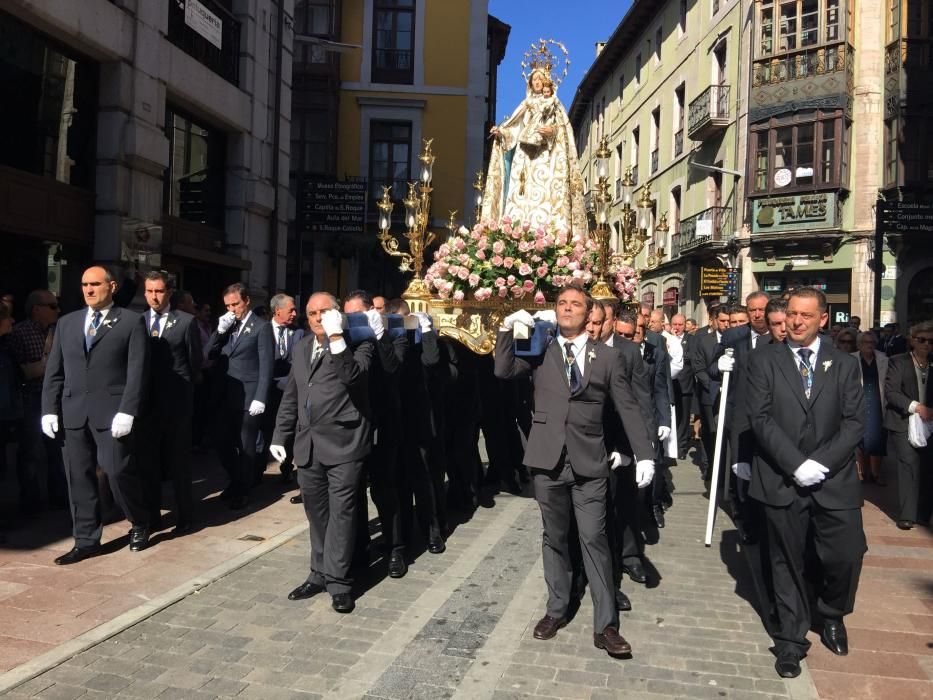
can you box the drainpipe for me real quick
[267,0,286,295]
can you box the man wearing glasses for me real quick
[9,290,67,514]
[884,321,933,530]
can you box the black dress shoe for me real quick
[897,519,914,530]
[173,520,193,536]
[288,581,325,601]
[821,619,848,656]
[775,654,801,678]
[54,545,101,566]
[331,593,354,613]
[661,494,673,511]
[593,627,632,657]
[289,494,303,505]
[615,590,632,612]
[652,504,666,528]
[229,495,249,510]
[533,615,566,640]
[428,537,446,554]
[622,560,647,584]
[128,527,150,552]
[388,552,408,578]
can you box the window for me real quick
[635,53,642,87]
[674,84,686,156]
[761,0,775,54]
[294,0,335,65]
[670,185,682,244]
[761,0,845,57]
[372,0,415,84]
[713,0,721,16]
[618,73,625,101]
[165,109,227,229]
[631,126,640,185]
[655,26,662,63]
[749,111,847,193]
[368,120,412,203]
[290,108,332,175]
[885,118,898,185]
[888,1,900,42]
[651,107,661,174]
[826,0,841,42]
[679,0,687,35]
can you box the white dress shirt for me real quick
[85,303,114,335]
[556,333,587,383]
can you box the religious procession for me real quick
[1,1,932,699]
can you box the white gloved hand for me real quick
[732,462,752,481]
[717,355,736,373]
[41,414,59,439]
[111,412,134,438]
[502,309,535,330]
[413,311,433,333]
[321,309,344,337]
[533,309,557,325]
[269,444,287,463]
[608,451,622,470]
[364,309,385,340]
[248,400,265,416]
[276,377,289,391]
[793,459,829,487]
[217,311,237,334]
[635,459,655,488]
[658,425,671,442]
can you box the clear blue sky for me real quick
[488,0,634,120]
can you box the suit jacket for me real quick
[745,341,864,509]
[882,334,909,357]
[267,322,306,379]
[399,329,442,442]
[272,336,374,465]
[673,332,695,394]
[42,307,149,430]
[883,351,931,434]
[208,313,274,409]
[371,332,406,440]
[494,330,654,477]
[691,329,721,406]
[603,336,656,463]
[143,309,202,415]
[641,339,671,429]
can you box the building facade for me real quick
[286,0,508,301]
[1,0,292,311]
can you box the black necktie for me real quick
[564,343,581,393]
[798,348,813,398]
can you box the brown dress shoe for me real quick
[594,627,632,657]
[533,615,567,640]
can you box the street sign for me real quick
[298,178,367,235]
[699,266,739,297]
[879,200,933,233]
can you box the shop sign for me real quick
[662,287,679,306]
[752,192,837,234]
[185,0,223,50]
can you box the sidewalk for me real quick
[1,459,816,699]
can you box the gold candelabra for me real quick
[472,171,485,225]
[377,138,438,302]
[645,213,669,269]
[588,137,615,300]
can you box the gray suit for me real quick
[495,330,653,632]
[273,335,374,594]
[42,306,150,546]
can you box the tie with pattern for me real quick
[150,313,161,337]
[278,325,288,358]
[798,348,813,399]
[564,343,582,393]
[85,310,102,350]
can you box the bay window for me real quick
[758,0,849,58]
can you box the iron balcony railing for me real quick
[167,0,241,85]
[752,43,852,88]
[688,84,730,138]
[673,206,733,257]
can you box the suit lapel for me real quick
[309,337,328,376]
[808,343,831,406]
[89,308,119,350]
[578,338,597,394]
[777,344,809,411]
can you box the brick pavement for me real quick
[1,458,826,699]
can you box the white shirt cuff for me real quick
[909,400,920,414]
[329,338,347,355]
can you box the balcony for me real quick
[688,84,730,141]
[674,130,684,157]
[673,206,733,257]
[651,148,659,174]
[167,0,241,85]
[752,43,852,89]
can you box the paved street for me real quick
[0,453,931,699]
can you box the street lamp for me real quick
[588,136,616,300]
[645,212,669,269]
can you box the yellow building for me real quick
[287,0,508,301]
[571,0,748,322]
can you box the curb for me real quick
[0,521,310,695]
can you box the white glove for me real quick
[732,462,752,481]
[793,459,829,487]
[413,311,433,332]
[635,460,655,488]
[248,400,265,416]
[364,309,385,340]
[111,412,134,438]
[41,414,59,439]
[533,309,557,325]
[269,444,287,463]
[276,377,289,391]
[608,451,622,470]
[217,311,237,334]
[502,309,535,330]
[321,309,344,337]
[658,425,671,442]
[717,355,736,373]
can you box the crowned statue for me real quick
[481,39,588,239]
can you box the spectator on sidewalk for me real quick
[853,331,887,485]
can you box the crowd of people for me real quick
[0,269,930,675]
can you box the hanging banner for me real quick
[185,0,223,50]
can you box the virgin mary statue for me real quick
[481,56,587,238]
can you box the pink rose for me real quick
[457,267,470,280]
[453,289,465,302]
[502,215,513,226]
[502,223,513,236]
[470,229,481,240]
[495,277,506,287]
[534,290,546,304]
[491,255,503,266]
[492,240,505,254]
[572,269,584,279]
[510,227,522,240]
[536,265,548,278]
[503,257,514,269]
[567,261,580,271]
[522,279,535,292]
[518,263,532,276]
[535,238,547,252]
[497,286,509,298]
[438,244,450,257]
[556,256,570,268]
[453,238,466,251]
[511,285,524,298]
[523,222,531,232]
[468,273,480,287]
[476,249,486,260]
[459,254,470,264]
[507,275,516,286]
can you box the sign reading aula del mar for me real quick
[752,193,838,234]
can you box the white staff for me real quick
[705,348,734,547]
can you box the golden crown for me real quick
[521,38,571,87]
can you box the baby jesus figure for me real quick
[518,81,558,152]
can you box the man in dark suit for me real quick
[139,270,202,534]
[692,304,730,477]
[880,322,909,356]
[495,287,654,658]
[670,314,694,460]
[271,292,375,613]
[41,265,151,562]
[260,293,304,483]
[884,321,933,529]
[207,283,274,509]
[745,287,865,678]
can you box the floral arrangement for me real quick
[425,216,628,303]
[611,262,639,301]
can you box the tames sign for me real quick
[752,193,837,234]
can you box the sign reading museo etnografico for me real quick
[184,0,223,50]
